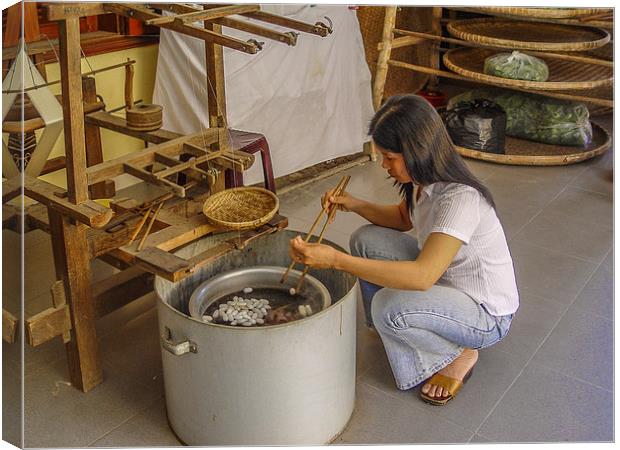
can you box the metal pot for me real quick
[188,266,331,321]
[155,230,358,445]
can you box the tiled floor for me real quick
[2,114,613,446]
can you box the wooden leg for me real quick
[82,76,107,199]
[49,209,103,392]
[428,7,443,91]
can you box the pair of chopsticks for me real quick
[281,174,351,292]
[128,201,165,251]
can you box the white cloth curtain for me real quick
[153,5,374,185]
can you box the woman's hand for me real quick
[321,188,361,222]
[289,236,340,269]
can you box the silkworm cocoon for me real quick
[305,305,313,316]
[222,312,229,322]
[256,318,264,325]
[213,310,220,319]
[289,288,297,296]
[298,305,307,317]
[243,287,253,294]
[202,315,213,322]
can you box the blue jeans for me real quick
[350,224,513,390]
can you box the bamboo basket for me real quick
[202,187,279,230]
[447,18,610,52]
[469,7,612,20]
[455,122,611,166]
[443,48,613,91]
[357,6,434,97]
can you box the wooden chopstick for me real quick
[137,201,165,251]
[127,205,153,245]
[289,175,351,292]
[280,175,349,284]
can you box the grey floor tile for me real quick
[494,203,542,241]
[508,241,598,305]
[469,433,491,443]
[464,159,497,182]
[602,248,613,269]
[573,263,613,318]
[99,306,164,393]
[333,383,471,444]
[24,356,162,448]
[531,305,613,391]
[478,362,613,442]
[493,292,566,361]
[488,162,589,185]
[411,347,526,432]
[512,209,612,264]
[569,165,614,197]
[544,187,613,231]
[360,339,525,432]
[355,324,387,379]
[483,173,568,210]
[3,353,23,448]
[89,396,181,447]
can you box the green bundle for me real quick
[447,88,592,146]
[483,51,549,82]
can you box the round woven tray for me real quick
[470,7,612,19]
[455,122,611,166]
[443,48,613,91]
[447,18,610,52]
[202,187,279,230]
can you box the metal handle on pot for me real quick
[161,326,198,356]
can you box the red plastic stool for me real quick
[225,129,276,194]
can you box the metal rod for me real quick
[3,59,137,94]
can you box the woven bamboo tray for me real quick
[202,187,279,230]
[469,7,612,19]
[455,122,610,166]
[443,48,613,91]
[447,19,610,52]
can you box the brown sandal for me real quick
[419,367,474,406]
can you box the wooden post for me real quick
[428,7,443,91]
[82,76,107,199]
[56,18,102,392]
[58,17,89,204]
[49,209,102,392]
[372,6,397,111]
[204,8,227,193]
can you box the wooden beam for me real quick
[58,17,89,204]
[26,305,72,347]
[242,11,332,36]
[3,204,20,232]
[86,129,220,185]
[46,3,107,21]
[204,19,227,129]
[82,76,108,199]
[2,309,18,344]
[104,4,260,54]
[135,247,194,282]
[145,5,260,26]
[85,110,181,144]
[123,164,187,198]
[157,3,298,45]
[22,176,113,228]
[3,176,21,204]
[49,209,102,392]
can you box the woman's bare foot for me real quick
[421,348,478,400]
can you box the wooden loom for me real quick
[2,3,332,392]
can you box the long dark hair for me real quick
[368,94,495,211]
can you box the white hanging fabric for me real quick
[153,5,374,185]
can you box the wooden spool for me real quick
[125,103,163,131]
[455,122,611,166]
[447,18,610,52]
[203,187,279,230]
[443,47,613,91]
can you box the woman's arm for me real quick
[324,190,412,231]
[290,232,462,291]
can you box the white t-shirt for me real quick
[411,182,519,316]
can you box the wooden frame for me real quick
[4,2,331,392]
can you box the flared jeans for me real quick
[350,224,514,390]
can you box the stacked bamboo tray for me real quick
[440,9,613,165]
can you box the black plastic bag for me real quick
[442,99,507,154]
